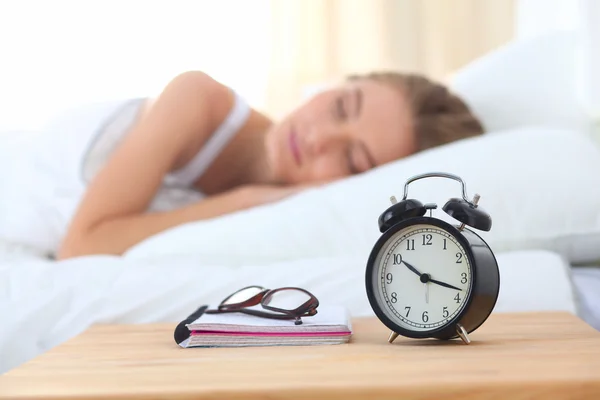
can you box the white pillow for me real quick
[450,30,594,136]
[126,126,600,265]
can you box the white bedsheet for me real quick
[0,247,579,374]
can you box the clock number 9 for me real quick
[386,273,393,284]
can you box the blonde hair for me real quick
[348,71,485,152]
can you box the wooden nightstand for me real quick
[1,312,599,399]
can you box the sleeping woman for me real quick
[57,70,484,259]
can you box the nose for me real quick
[304,126,347,157]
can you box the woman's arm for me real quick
[58,183,303,258]
[57,71,295,259]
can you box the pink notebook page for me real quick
[191,330,352,337]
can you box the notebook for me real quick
[174,304,353,348]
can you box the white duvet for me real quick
[0,247,579,374]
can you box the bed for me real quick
[2,23,600,376]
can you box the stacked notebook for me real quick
[174,305,352,348]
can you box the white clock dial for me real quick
[373,224,472,332]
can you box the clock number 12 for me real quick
[422,234,432,246]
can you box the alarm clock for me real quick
[365,172,500,345]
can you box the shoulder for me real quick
[165,70,224,93]
[143,71,235,125]
[168,71,228,99]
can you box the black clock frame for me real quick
[365,216,500,341]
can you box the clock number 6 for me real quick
[422,311,429,322]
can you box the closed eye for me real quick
[346,146,359,175]
[335,97,348,121]
[347,141,376,174]
[346,144,360,174]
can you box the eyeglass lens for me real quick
[263,289,312,311]
[221,286,265,306]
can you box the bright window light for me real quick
[0,0,271,130]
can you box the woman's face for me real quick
[265,79,415,185]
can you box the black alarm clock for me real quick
[365,172,500,345]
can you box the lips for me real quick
[289,126,302,166]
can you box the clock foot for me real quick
[456,323,471,345]
[388,331,399,344]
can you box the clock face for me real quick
[370,223,473,333]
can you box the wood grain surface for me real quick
[1,312,599,400]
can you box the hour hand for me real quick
[429,278,462,291]
[402,260,422,277]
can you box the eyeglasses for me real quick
[204,285,319,325]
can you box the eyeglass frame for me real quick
[204,285,320,325]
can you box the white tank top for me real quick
[165,90,251,187]
[81,89,251,211]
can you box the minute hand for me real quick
[429,278,462,291]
